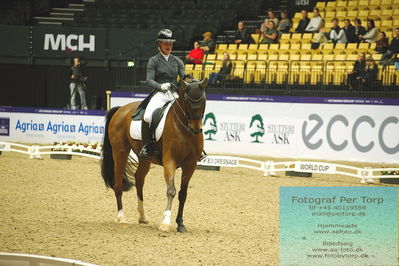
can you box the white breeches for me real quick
[143,91,178,124]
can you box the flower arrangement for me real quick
[52,141,102,155]
[380,169,399,176]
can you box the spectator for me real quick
[262,21,279,44]
[209,52,232,85]
[260,18,268,33]
[277,12,292,34]
[381,28,399,68]
[234,21,251,44]
[267,10,279,26]
[354,19,367,43]
[375,32,389,54]
[185,41,204,64]
[314,18,346,44]
[305,8,323,33]
[343,19,357,43]
[69,57,88,110]
[359,19,378,43]
[363,56,378,88]
[348,52,366,90]
[295,10,310,33]
[200,32,215,54]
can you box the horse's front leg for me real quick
[176,162,196,233]
[159,160,177,232]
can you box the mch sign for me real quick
[44,34,95,51]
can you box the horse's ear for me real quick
[180,79,188,90]
[199,78,209,89]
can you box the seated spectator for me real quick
[381,28,399,68]
[363,56,378,88]
[305,8,323,33]
[348,52,366,90]
[209,52,232,85]
[314,18,346,44]
[343,19,357,43]
[234,21,251,44]
[354,19,367,43]
[295,10,310,33]
[359,19,378,43]
[185,41,204,64]
[261,21,279,44]
[200,32,215,54]
[375,32,389,54]
[277,12,292,34]
[267,10,279,26]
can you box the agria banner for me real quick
[111,92,399,164]
[0,106,106,144]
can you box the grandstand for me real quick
[0,0,398,109]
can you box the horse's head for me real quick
[179,78,208,134]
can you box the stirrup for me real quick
[198,150,207,161]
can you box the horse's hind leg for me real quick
[135,160,151,224]
[113,148,130,223]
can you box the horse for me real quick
[100,78,208,232]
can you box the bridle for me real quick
[171,83,206,135]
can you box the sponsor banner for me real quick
[294,162,336,174]
[0,107,106,144]
[110,92,399,163]
[32,26,106,58]
[199,156,239,167]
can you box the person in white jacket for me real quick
[359,19,379,43]
[305,8,324,33]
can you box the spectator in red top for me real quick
[185,41,204,64]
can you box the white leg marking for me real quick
[117,209,127,223]
[161,210,172,225]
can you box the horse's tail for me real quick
[101,106,135,191]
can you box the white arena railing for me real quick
[0,252,97,266]
[1,141,398,183]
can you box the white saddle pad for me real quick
[130,100,175,141]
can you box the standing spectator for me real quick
[295,10,310,33]
[69,57,88,110]
[200,32,215,54]
[234,21,251,44]
[354,19,367,43]
[375,32,389,54]
[185,41,204,64]
[209,52,232,85]
[277,12,292,34]
[267,9,279,26]
[343,19,357,43]
[348,52,366,90]
[262,21,279,44]
[381,28,399,68]
[305,8,323,33]
[359,19,378,43]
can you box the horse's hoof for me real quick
[158,223,172,232]
[177,224,187,233]
[139,218,149,224]
[116,217,127,224]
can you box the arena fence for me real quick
[1,141,398,183]
[0,252,97,266]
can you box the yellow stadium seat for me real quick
[258,43,269,51]
[203,64,214,80]
[294,12,302,19]
[245,61,256,83]
[325,11,336,18]
[290,54,301,61]
[346,54,358,61]
[206,54,216,61]
[372,53,383,60]
[268,54,279,61]
[381,20,393,28]
[347,10,358,18]
[321,43,334,50]
[279,43,290,50]
[216,53,224,60]
[251,34,263,44]
[334,54,346,61]
[230,54,237,60]
[290,43,301,51]
[369,0,381,6]
[258,54,267,61]
[369,9,381,18]
[279,54,289,61]
[216,44,227,52]
[236,44,248,55]
[326,1,336,8]
[336,11,347,18]
[185,64,194,75]
[291,33,302,40]
[236,54,247,61]
[193,64,203,79]
[357,10,369,17]
[311,54,323,61]
[358,43,370,50]
[247,54,257,61]
[316,2,327,8]
[254,61,267,83]
[232,61,245,79]
[280,34,291,41]
[301,43,312,50]
[358,0,370,6]
[346,43,358,50]
[393,19,399,27]
[347,0,359,8]
[227,44,238,53]
[336,0,347,7]
[248,44,259,51]
[269,44,279,50]
[335,43,346,50]
[381,0,392,4]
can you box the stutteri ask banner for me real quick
[111,93,399,164]
[0,107,106,144]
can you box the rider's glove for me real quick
[160,83,171,91]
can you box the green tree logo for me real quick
[203,112,217,140]
[249,114,265,143]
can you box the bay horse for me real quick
[101,78,208,232]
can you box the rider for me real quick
[139,29,186,160]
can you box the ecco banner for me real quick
[0,107,106,144]
[111,93,399,163]
[32,26,106,58]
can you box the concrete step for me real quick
[69,3,84,8]
[34,16,74,21]
[49,12,75,17]
[52,7,84,12]
[38,21,63,25]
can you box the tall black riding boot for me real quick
[139,121,153,160]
